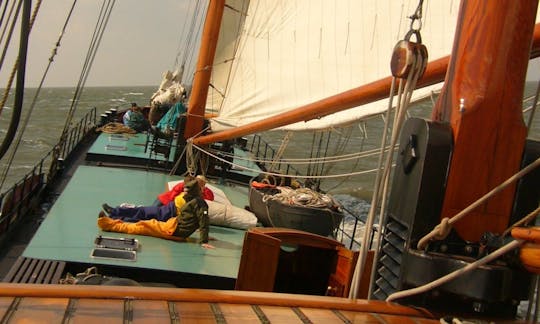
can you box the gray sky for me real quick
[2,0,200,87]
[2,1,539,88]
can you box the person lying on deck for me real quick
[154,174,214,206]
[98,179,215,249]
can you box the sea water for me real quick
[0,84,538,207]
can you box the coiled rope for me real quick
[262,187,339,210]
[96,122,136,135]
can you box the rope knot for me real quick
[433,217,451,240]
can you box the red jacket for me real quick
[158,182,214,205]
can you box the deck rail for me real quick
[59,108,97,160]
[0,108,97,245]
[246,134,301,175]
[334,206,371,250]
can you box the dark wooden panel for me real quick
[3,257,65,284]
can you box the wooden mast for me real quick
[184,0,225,140]
[193,24,540,146]
[432,0,538,242]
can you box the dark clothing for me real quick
[109,202,176,222]
[105,180,209,243]
[124,110,150,132]
[174,196,209,243]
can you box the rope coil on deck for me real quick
[97,122,136,134]
[262,187,340,210]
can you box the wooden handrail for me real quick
[0,283,435,318]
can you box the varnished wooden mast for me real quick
[184,0,225,140]
[193,24,540,146]
[432,0,538,242]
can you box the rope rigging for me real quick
[212,146,387,164]
[267,131,292,172]
[348,0,429,299]
[190,142,386,180]
[0,0,76,191]
[0,0,21,80]
[51,0,115,181]
[527,78,540,136]
[0,1,14,49]
[417,156,540,250]
[387,203,540,303]
[0,0,43,191]
[209,138,387,165]
[173,0,205,85]
[0,0,24,157]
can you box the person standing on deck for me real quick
[98,179,214,249]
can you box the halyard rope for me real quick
[351,10,429,299]
[386,239,524,302]
[190,142,387,179]
[386,204,540,303]
[417,157,540,250]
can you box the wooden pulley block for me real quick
[390,29,427,79]
[391,40,416,78]
[415,42,428,79]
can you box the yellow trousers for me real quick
[97,216,186,242]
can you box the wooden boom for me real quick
[192,24,540,146]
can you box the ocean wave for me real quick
[110,98,127,103]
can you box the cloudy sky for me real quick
[0,0,201,87]
[1,1,539,88]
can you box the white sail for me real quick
[151,70,187,106]
[206,0,461,132]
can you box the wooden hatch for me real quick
[235,227,371,298]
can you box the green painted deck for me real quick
[86,132,176,166]
[86,132,261,181]
[23,165,249,283]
